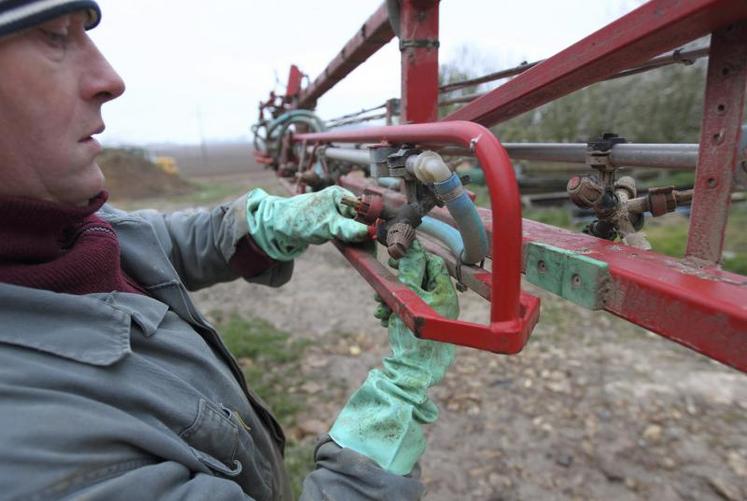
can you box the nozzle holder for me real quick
[354,189,386,225]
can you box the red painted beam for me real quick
[523,220,747,374]
[400,0,439,123]
[285,65,303,98]
[296,3,394,109]
[442,0,747,126]
[686,22,747,262]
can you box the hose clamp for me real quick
[436,185,465,204]
[399,39,440,51]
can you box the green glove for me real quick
[329,239,458,475]
[245,186,369,261]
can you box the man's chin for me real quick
[62,163,106,206]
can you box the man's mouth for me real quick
[80,124,105,143]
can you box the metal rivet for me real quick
[707,177,717,188]
[537,260,547,274]
[571,274,582,288]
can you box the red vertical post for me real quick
[399,0,440,124]
[686,22,747,263]
[285,65,303,98]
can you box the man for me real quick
[0,2,458,499]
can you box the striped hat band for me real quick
[0,0,101,39]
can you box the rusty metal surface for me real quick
[296,3,394,109]
[686,22,747,263]
[442,0,747,126]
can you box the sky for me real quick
[91,0,641,146]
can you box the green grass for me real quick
[644,218,689,257]
[644,205,747,274]
[215,314,315,497]
[174,180,255,206]
[522,207,575,229]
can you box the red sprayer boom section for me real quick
[253,0,747,373]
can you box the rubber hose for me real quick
[377,177,402,190]
[419,216,464,262]
[432,173,489,264]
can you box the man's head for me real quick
[0,0,124,206]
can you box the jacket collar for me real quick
[0,283,168,366]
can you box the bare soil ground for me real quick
[123,147,747,501]
[99,148,194,201]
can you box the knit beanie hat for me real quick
[0,0,101,38]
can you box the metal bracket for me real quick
[399,39,440,51]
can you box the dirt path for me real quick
[145,163,746,500]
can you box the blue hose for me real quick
[419,217,464,261]
[432,173,489,264]
[377,177,402,190]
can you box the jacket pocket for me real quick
[180,399,239,469]
[180,399,272,499]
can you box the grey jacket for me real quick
[0,201,423,500]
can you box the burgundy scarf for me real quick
[0,192,144,295]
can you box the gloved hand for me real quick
[245,186,369,261]
[329,239,458,475]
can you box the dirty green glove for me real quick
[245,186,369,261]
[329,239,458,475]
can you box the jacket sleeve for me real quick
[300,437,425,500]
[132,195,293,291]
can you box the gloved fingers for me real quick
[422,252,459,320]
[373,302,392,321]
[331,217,370,242]
[423,252,452,292]
[330,186,360,219]
[396,239,427,291]
[373,294,393,326]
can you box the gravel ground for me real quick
[134,164,747,500]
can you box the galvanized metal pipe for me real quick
[320,147,371,164]
[505,142,700,169]
[320,143,701,170]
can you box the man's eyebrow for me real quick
[38,14,71,29]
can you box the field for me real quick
[113,142,747,500]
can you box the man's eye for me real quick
[42,29,69,47]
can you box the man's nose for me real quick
[81,36,126,104]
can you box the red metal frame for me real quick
[296,122,540,353]
[285,64,303,99]
[336,175,747,373]
[686,22,747,262]
[260,0,747,372]
[399,0,439,123]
